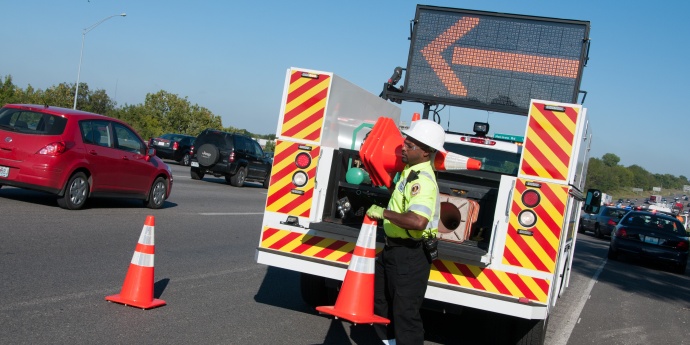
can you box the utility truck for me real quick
[256,5,597,345]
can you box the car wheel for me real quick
[578,219,584,233]
[146,177,167,209]
[675,262,687,275]
[262,175,271,189]
[594,224,602,238]
[181,153,191,166]
[191,168,204,180]
[57,172,89,210]
[196,144,219,167]
[229,167,247,187]
[607,246,618,260]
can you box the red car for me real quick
[0,104,172,210]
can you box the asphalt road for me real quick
[1,162,688,344]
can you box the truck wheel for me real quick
[229,167,246,187]
[300,273,329,308]
[512,317,548,345]
[57,172,89,210]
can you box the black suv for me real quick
[190,129,271,188]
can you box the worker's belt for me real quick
[385,236,421,248]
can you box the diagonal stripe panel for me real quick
[261,227,551,304]
[429,259,550,303]
[502,178,569,273]
[519,102,579,182]
[260,228,360,264]
[265,140,320,217]
[280,70,330,142]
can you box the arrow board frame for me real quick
[400,5,590,116]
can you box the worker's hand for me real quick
[366,205,385,220]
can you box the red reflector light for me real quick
[462,137,497,145]
[521,190,540,208]
[615,228,627,238]
[37,142,66,156]
[295,152,312,169]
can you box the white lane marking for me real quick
[551,258,607,345]
[0,265,263,312]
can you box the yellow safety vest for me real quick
[384,161,440,239]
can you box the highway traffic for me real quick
[1,162,688,344]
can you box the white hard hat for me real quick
[402,119,446,152]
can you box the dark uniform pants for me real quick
[374,241,431,345]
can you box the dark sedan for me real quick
[150,133,195,166]
[579,206,629,238]
[608,210,689,274]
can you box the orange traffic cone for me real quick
[359,117,405,187]
[433,150,482,171]
[105,215,166,309]
[316,215,390,325]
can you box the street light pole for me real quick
[73,13,126,110]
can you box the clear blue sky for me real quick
[3,1,689,178]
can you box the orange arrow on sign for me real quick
[421,17,480,97]
[421,17,580,96]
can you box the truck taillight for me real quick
[293,152,312,187]
[37,141,66,156]
[292,171,308,187]
[295,152,312,168]
[521,189,540,207]
[461,137,496,146]
[229,151,235,162]
[518,189,540,228]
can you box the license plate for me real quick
[155,141,167,147]
[644,236,659,245]
[191,162,199,167]
[0,165,8,178]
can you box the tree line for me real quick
[0,75,276,152]
[585,153,688,195]
[2,76,687,189]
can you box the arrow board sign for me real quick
[403,6,590,116]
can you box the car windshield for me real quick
[160,133,188,141]
[0,108,68,135]
[622,214,685,234]
[605,208,628,218]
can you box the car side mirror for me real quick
[145,147,156,162]
[583,189,601,214]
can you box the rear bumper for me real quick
[612,240,689,265]
[0,160,65,194]
[190,159,239,175]
[256,248,548,320]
